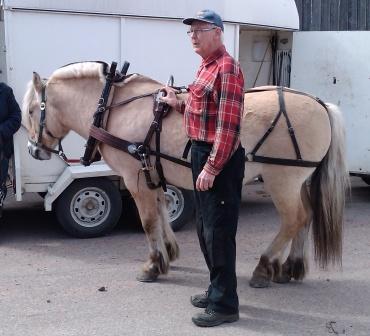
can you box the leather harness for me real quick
[244,86,325,168]
[34,61,326,191]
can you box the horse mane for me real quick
[49,62,106,82]
[49,61,162,87]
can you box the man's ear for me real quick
[32,72,43,92]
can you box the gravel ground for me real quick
[0,177,369,336]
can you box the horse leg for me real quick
[157,189,180,262]
[274,184,312,283]
[250,175,309,288]
[128,186,173,282]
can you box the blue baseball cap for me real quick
[183,9,224,31]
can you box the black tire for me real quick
[361,176,370,185]
[55,178,122,238]
[165,185,195,231]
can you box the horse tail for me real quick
[309,103,349,268]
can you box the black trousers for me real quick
[191,141,245,314]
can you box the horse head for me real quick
[22,72,68,160]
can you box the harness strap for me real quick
[278,87,302,160]
[81,62,117,166]
[248,86,321,167]
[89,125,191,168]
[106,92,156,110]
[246,86,328,111]
[90,125,136,157]
[249,155,319,167]
[182,139,192,160]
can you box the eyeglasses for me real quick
[186,27,217,36]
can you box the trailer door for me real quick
[291,31,370,175]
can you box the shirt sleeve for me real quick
[203,72,244,175]
[175,99,186,114]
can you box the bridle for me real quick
[29,84,68,161]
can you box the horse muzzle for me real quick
[27,141,51,160]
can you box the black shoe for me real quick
[190,291,209,308]
[192,308,239,327]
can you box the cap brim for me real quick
[182,17,214,25]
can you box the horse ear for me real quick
[32,72,43,92]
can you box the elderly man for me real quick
[162,9,245,327]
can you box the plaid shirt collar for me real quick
[201,45,227,67]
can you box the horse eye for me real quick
[29,110,34,115]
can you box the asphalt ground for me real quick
[0,177,369,336]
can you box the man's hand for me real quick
[160,86,178,108]
[196,169,215,191]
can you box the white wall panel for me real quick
[291,31,370,174]
[121,18,236,85]
[5,0,299,30]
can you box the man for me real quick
[0,82,21,216]
[162,9,245,327]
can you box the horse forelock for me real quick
[49,62,106,82]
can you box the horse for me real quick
[22,62,349,287]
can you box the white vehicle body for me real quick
[0,0,299,235]
[291,31,370,177]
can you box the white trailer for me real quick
[290,31,370,184]
[0,0,299,237]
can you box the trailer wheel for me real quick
[361,176,370,185]
[165,185,194,231]
[55,178,122,238]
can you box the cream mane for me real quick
[49,62,106,82]
[49,62,162,87]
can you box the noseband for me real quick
[29,84,68,161]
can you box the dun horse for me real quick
[22,62,348,287]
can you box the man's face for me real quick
[188,21,221,58]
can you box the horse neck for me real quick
[50,78,104,139]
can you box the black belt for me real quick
[191,140,212,147]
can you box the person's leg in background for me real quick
[0,154,9,217]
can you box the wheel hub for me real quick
[70,188,110,227]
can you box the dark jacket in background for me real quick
[0,82,21,158]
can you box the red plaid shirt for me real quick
[181,46,244,175]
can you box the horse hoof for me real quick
[273,275,291,284]
[249,276,270,288]
[136,269,159,283]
